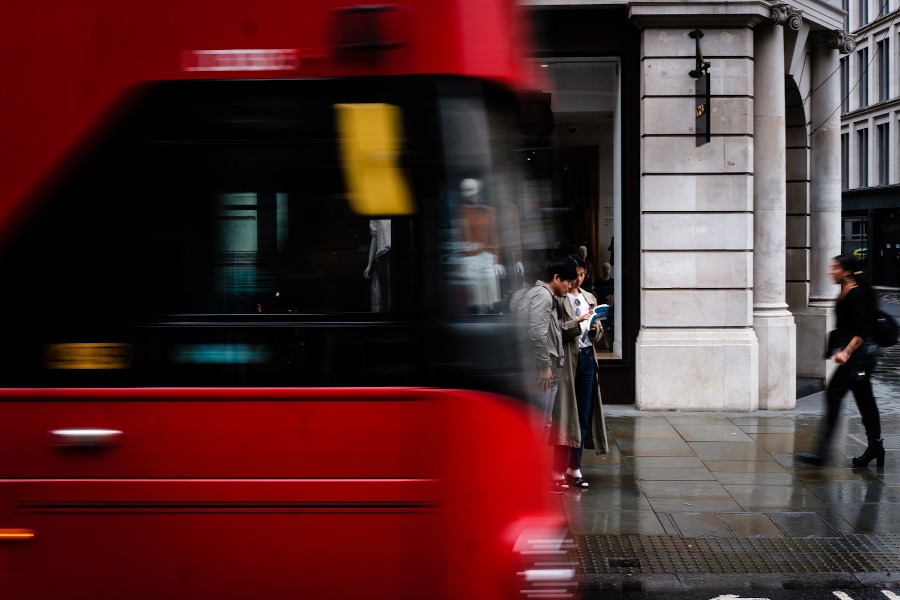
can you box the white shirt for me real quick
[567,291,592,349]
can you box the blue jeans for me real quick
[570,346,595,469]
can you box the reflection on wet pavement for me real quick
[557,294,900,541]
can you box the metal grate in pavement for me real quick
[576,535,900,574]
[880,434,900,449]
[848,433,900,449]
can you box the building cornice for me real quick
[628,1,771,28]
[526,0,846,30]
[849,8,900,38]
[788,0,845,30]
[841,97,900,122]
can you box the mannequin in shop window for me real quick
[456,178,504,312]
[594,262,614,347]
[505,202,525,281]
[364,219,391,312]
[578,245,594,294]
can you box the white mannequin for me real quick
[506,201,525,278]
[364,219,391,312]
[455,178,503,310]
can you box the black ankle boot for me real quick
[852,438,885,468]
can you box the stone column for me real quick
[635,25,760,411]
[753,8,797,409]
[800,31,855,379]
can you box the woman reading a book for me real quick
[553,255,610,490]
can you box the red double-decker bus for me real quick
[0,1,573,598]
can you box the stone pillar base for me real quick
[794,303,836,380]
[636,329,759,411]
[754,312,797,409]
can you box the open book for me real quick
[588,304,609,331]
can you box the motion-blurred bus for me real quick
[0,1,573,598]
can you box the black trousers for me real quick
[822,357,881,445]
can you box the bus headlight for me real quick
[506,517,578,599]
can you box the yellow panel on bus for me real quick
[335,103,414,216]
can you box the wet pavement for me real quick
[558,292,900,592]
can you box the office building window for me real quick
[878,39,890,102]
[841,57,850,113]
[878,124,890,185]
[842,133,850,189]
[843,0,850,30]
[858,128,869,187]
[858,48,869,108]
[859,0,868,25]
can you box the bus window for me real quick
[0,78,543,392]
[437,82,546,315]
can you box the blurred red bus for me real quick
[0,1,572,598]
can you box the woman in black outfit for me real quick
[797,255,884,467]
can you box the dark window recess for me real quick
[0,81,439,387]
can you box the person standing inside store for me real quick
[594,262,615,348]
[797,255,884,467]
[555,256,608,489]
[521,256,578,493]
[578,245,594,293]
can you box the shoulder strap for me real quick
[539,284,560,315]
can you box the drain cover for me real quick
[607,557,641,568]
[576,535,900,574]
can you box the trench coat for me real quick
[549,289,610,453]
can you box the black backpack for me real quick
[873,309,899,347]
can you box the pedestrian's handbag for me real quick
[824,329,843,359]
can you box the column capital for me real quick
[811,29,857,54]
[767,3,803,30]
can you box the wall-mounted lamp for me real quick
[689,29,711,146]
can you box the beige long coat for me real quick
[548,289,609,453]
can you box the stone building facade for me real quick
[526,0,850,410]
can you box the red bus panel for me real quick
[0,389,568,599]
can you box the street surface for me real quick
[596,592,900,600]
[572,292,900,599]
[872,294,900,402]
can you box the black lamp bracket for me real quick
[688,29,711,78]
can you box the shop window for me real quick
[841,216,867,260]
[534,57,624,358]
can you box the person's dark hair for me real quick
[834,254,878,311]
[571,254,586,269]
[834,254,861,274]
[542,256,577,283]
